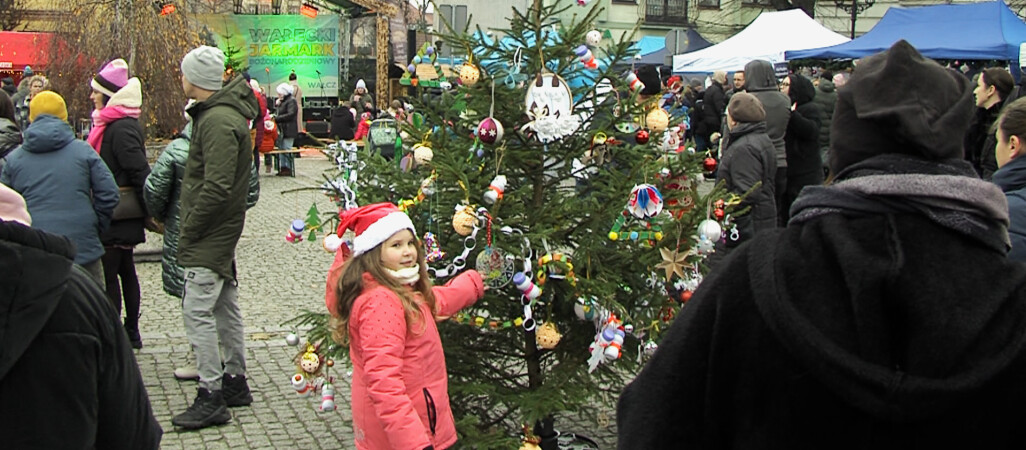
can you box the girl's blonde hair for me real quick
[330,235,436,346]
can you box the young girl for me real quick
[326,202,484,450]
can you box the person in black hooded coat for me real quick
[782,73,823,214]
[0,185,162,449]
[617,40,1026,449]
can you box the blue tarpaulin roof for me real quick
[786,1,1026,61]
[630,31,713,66]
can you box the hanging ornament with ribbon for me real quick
[475,211,515,289]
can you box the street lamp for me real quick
[834,0,874,39]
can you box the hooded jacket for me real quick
[717,121,777,241]
[275,93,299,139]
[179,75,259,280]
[813,78,837,152]
[0,220,162,448]
[992,154,1026,262]
[0,117,21,172]
[0,115,119,264]
[784,74,823,185]
[144,123,261,297]
[743,60,790,168]
[348,270,483,450]
[98,78,151,247]
[965,103,1002,180]
[618,202,1026,448]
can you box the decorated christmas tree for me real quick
[291,0,750,447]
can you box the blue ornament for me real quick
[629,231,639,241]
[413,56,422,64]
[426,46,435,56]
[407,64,416,73]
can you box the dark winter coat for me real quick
[717,121,777,241]
[744,60,790,168]
[992,155,1026,262]
[700,80,726,139]
[275,94,299,139]
[99,117,151,247]
[785,74,824,188]
[11,89,29,131]
[0,118,21,173]
[330,105,356,140]
[618,195,1026,448]
[179,75,259,280]
[813,79,837,153]
[0,220,162,448]
[144,124,261,298]
[964,103,1001,180]
[0,115,119,264]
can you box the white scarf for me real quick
[385,266,420,285]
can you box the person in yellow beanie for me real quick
[28,90,67,123]
[0,88,119,286]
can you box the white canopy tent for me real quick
[672,9,850,73]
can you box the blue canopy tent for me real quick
[786,1,1026,64]
[633,31,713,66]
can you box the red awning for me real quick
[0,32,53,71]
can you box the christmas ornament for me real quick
[522,73,579,143]
[627,184,663,219]
[574,45,598,70]
[697,237,716,254]
[286,219,305,243]
[680,290,693,303]
[452,312,524,330]
[285,333,300,347]
[574,297,598,321]
[635,129,650,144]
[536,251,576,286]
[407,63,416,73]
[714,208,725,220]
[413,144,434,165]
[482,175,507,205]
[646,108,670,133]
[424,232,446,263]
[624,71,645,92]
[513,272,542,301]
[536,322,562,349]
[655,247,688,281]
[586,30,602,47]
[643,340,659,356]
[319,383,337,412]
[452,205,478,236]
[703,157,718,172]
[460,63,481,86]
[588,315,626,372]
[475,213,514,289]
[477,117,504,144]
[698,219,722,241]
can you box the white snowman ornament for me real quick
[521,73,580,143]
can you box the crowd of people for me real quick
[8,37,1026,448]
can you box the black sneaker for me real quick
[171,388,230,429]
[222,374,253,407]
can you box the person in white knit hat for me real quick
[172,45,260,430]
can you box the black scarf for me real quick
[790,154,1010,253]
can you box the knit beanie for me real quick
[637,65,661,96]
[355,79,366,90]
[23,66,33,77]
[180,46,226,92]
[727,92,765,123]
[277,82,294,97]
[91,59,129,97]
[335,203,417,257]
[712,70,727,84]
[0,182,31,226]
[29,91,67,122]
[828,40,974,174]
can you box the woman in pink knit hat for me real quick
[88,58,152,349]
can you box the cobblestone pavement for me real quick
[132,153,619,449]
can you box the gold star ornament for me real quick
[656,247,688,281]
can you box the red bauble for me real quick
[714,208,725,220]
[703,157,718,172]
[680,290,693,303]
[636,129,650,144]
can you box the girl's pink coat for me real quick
[347,270,483,449]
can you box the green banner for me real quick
[195,14,339,97]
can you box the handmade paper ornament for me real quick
[655,247,688,281]
[627,184,663,219]
[286,219,305,243]
[575,45,598,70]
[574,297,598,321]
[476,246,515,289]
[643,340,659,356]
[460,63,481,86]
[482,175,507,205]
[624,71,645,92]
[646,108,670,133]
[292,373,314,396]
[413,144,434,165]
[424,232,446,263]
[635,129,650,144]
[477,117,504,144]
[586,30,602,47]
[513,272,542,300]
[536,322,562,349]
[522,73,579,143]
[452,205,477,236]
[698,219,722,241]
[319,384,337,412]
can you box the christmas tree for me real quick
[292,0,748,447]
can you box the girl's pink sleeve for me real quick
[432,269,485,318]
[352,290,433,449]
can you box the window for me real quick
[698,0,720,8]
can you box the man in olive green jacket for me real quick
[172,46,260,431]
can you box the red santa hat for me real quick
[335,203,417,257]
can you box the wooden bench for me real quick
[263,149,303,176]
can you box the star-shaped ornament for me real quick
[656,247,688,281]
